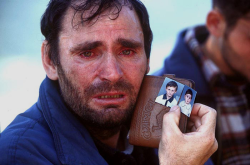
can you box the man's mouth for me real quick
[98,94,124,99]
[91,93,127,108]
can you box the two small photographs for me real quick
[155,77,197,117]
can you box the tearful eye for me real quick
[80,52,93,57]
[122,50,131,55]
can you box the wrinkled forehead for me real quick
[61,0,135,31]
[59,7,143,41]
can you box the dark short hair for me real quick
[41,0,153,66]
[166,81,178,91]
[213,0,250,29]
[185,89,193,98]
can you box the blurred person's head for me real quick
[212,0,250,29]
[205,0,250,80]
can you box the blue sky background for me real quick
[0,0,211,131]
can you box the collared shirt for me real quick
[185,26,250,165]
[179,101,192,117]
[155,94,177,108]
[162,94,173,106]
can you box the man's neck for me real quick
[86,126,127,151]
[99,131,121,149]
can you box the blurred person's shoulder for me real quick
[153,27,210,96]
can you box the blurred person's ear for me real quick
[41,41,59,80]
[206,8,226,38]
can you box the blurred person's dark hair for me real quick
[41,0,153,66]
[213,0,250,30]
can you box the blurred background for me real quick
[0,0,211,132]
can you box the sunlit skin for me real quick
[166,86,177,100]
[184,94,192,104]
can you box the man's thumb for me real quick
[162,105,181,131]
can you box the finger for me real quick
[162,105,182,134]
[188,115,201,131]
[186,124,195,133]
[190,103,217,133]
[212,138,219,153]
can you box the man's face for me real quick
[184,94,192,104]
[166,86,177,99]
[220,17,250,80]
[56,7,149,129]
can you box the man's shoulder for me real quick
[0,104,58,165]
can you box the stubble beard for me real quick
[221,31,249,81]
[57,64,137,140]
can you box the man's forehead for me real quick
[58,5,144,49]
[58,4,145,53]
[60,3,140,32]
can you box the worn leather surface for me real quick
[129,75,195,148]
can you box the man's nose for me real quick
[98,54,123,82]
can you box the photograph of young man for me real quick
[155,81,178,107]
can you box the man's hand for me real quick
[158,103,218,165]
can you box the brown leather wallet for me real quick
[129,75,195,148]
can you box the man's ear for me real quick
[206,9,226,38]
[41,41,58,80]
[146,59,150,74]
